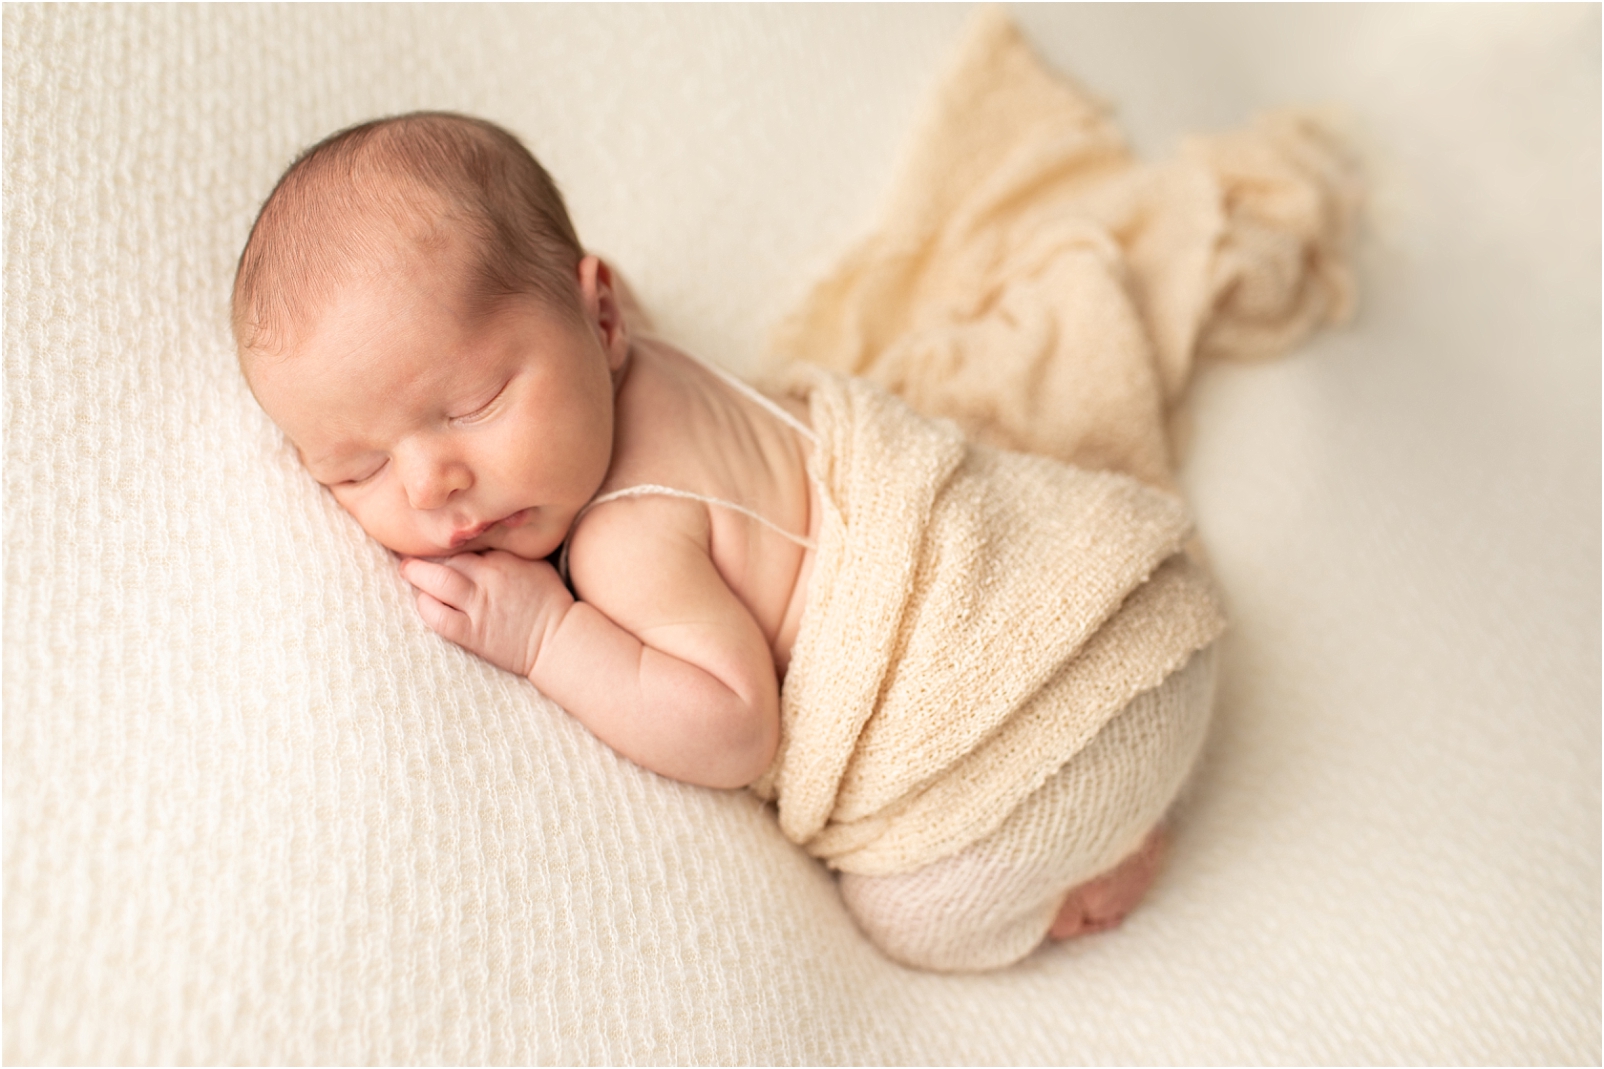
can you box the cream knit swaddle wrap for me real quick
[749,368,1226,879]
[751,9,1356,964]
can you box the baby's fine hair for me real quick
[232,111,583,355]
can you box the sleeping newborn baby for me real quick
[235,112,1224,972]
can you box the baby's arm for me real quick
[399,498,780,790]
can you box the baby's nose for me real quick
[403,457,472,511]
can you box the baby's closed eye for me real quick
[336,461,387,487]
[449,380,509,425]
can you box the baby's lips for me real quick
[449,525,488,549]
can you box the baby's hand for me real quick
[399,551,573,678]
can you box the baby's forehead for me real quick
[289,220,477,337]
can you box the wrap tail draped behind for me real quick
[767,7,1360,489]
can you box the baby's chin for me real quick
[475,523,563,561]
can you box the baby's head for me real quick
[235,112,630,561]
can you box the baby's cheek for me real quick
[336,496,430,557]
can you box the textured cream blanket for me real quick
[751,369,1225,877]
[753,10,1357,878]
[10,2,1597,1060]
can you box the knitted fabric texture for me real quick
[767,7,1359,487]
[749,368,1226,877]
[840,645,1217,972]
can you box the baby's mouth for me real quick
[449,508,534,549]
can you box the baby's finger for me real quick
[400,556,478,609]
[413,590,471,646]
[432,549,525,592]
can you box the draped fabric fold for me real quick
[751,369,1226,877]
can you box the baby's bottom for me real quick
[838,644,1217,972]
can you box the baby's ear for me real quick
[577,254,630,372]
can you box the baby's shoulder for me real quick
[564,487,739,643]
[564,481,713,595]
[569,484,709,560]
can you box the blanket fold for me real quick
[751,369,1226,876]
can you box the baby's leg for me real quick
[837,644,1216,972]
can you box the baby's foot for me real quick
[1048,827,1167,940]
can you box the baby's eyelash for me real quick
[339,461,386,487]
[451,382,507,425]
